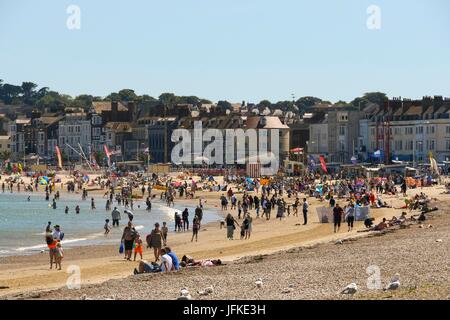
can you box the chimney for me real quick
[111,101,118,122]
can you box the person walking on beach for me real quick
[302,198,309,225]
[195,206,203,229]
[64,206,69,214]
[345,204,355,232]
[225,213,239,240]
[191,216,200,242]
[333,203,343,233]
[91,198,96,210]
[244,214,252,240]
[75,205,80,214]
[182,208,189,231]
[146,222,163,262]
[161,222,168,246]
[121,221,136,261]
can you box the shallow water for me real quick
[0,191,220,257]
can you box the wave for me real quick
[15,237,88,252]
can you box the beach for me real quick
[0,177,449,299]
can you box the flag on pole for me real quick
[104,145,111,167]
[429,152,439,174]
[55,146,63,169]
[319,155,328,173]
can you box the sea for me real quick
[0,191,221,257]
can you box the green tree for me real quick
[0,83,23,104]
[295,96,323,110]
[258,100,272,110]
[72,94,94,110]
[351,92,388,109]
[21,82,38,105]
[118,89,137,102]
[217,100,232,110]
[159,93,177,108]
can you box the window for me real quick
[405,140,413,151]
[406,127,413,135]
[416,141,423,152]
[426,126,435,134]
[394,128,401,135]
[339,125,346,136]
[370,142,376,150]
[394,140,403,151]
[446,140,450,150]
[428,140,435,150]
[446,126,450,134]
[370,128,376,136]
[416,126,423,134]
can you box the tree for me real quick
[258,100,272,110]
[118,89,137,102]
[200,99,213,104]
[0,83,22,104]
[295,96,323,110]
[36,91,72,112]
[351,92,388,109]
[159,93,177,108]
[334,100,349,106]
[177,96,200,105]
[217,100,232,110]
[274,100,294,112]
[72,94,94,110]
[21,82,38,105]
[104,92,121,101]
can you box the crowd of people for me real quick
[1,168,442,274]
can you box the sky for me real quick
[1,0,449,103]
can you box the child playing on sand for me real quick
[104,219,111,235]
[134,234,143,261]
[161,222,168,246]
[55,242,64,270]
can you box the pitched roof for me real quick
[92,101,128,114]
[104,122,132,133]
[245,116,289,129]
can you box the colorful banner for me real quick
[55,146,63,169]
[104,145,111,167]
[319,155,328,173]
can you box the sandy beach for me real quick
[0,175,449,299]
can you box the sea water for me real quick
[0,192,220,257]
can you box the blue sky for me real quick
[1,0,449,103]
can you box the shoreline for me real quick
[0,182,449,298]
[4,202,449,300]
